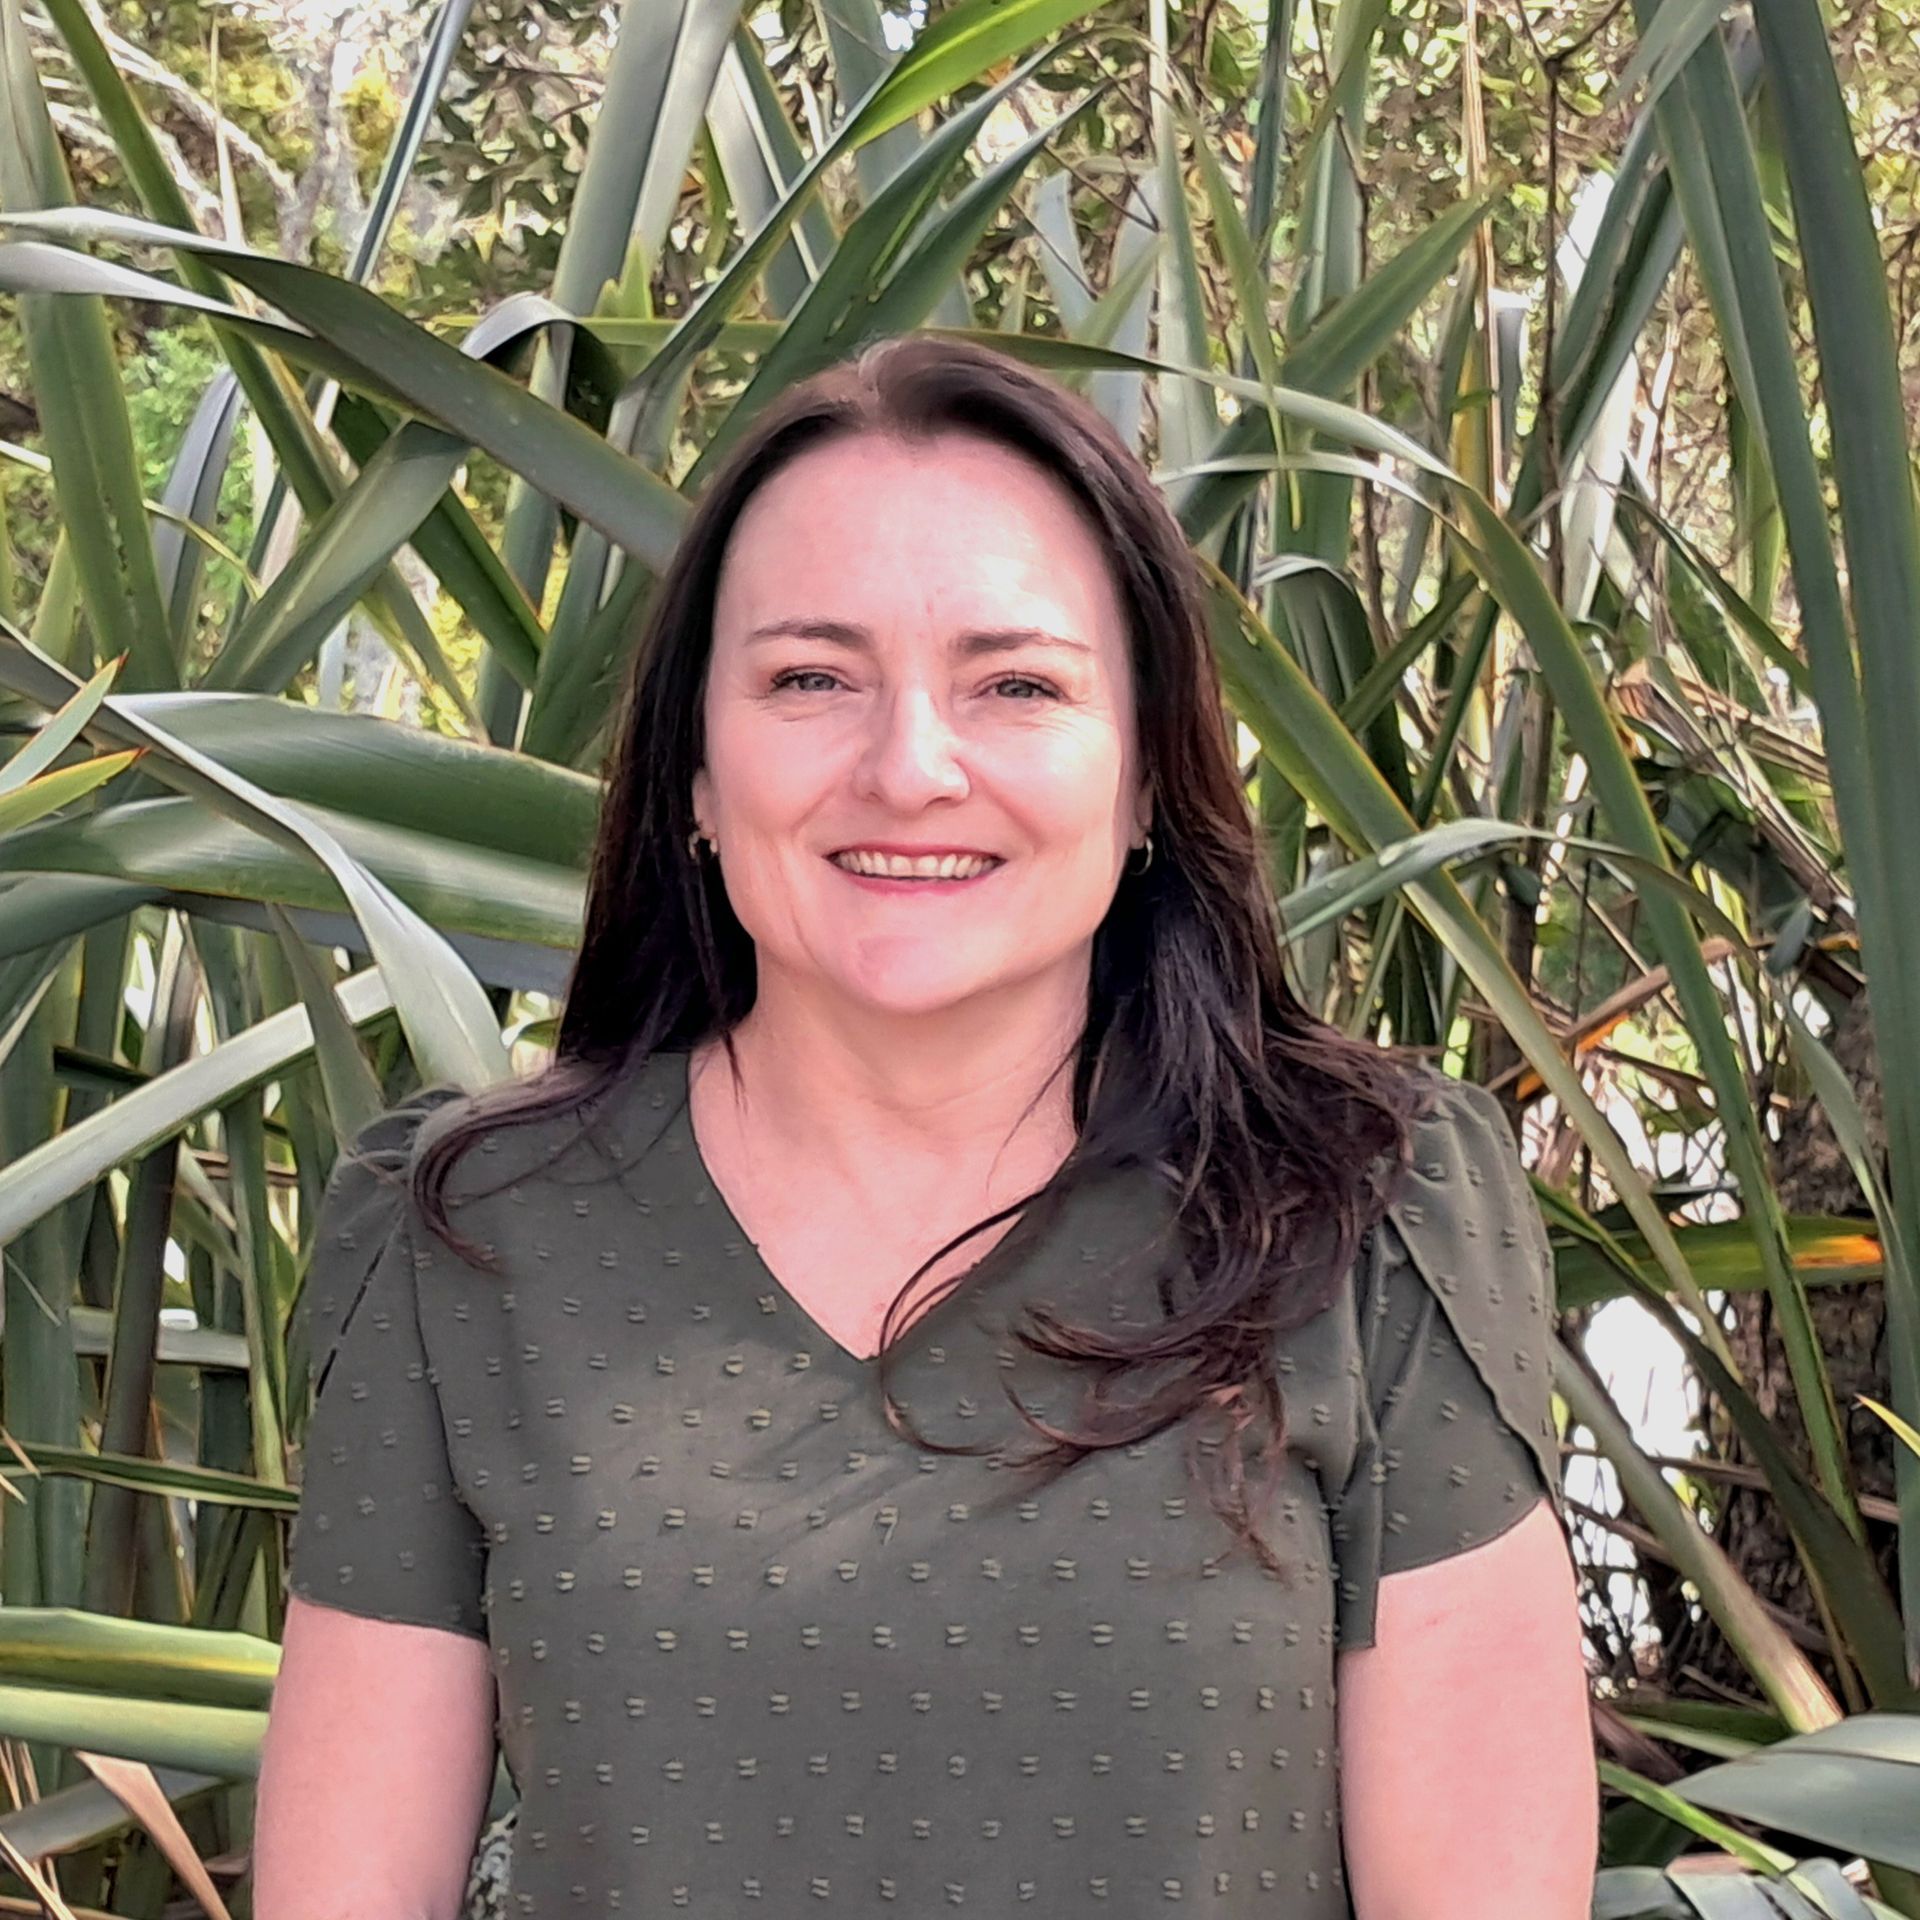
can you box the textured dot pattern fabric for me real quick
[288,1051,1568,1916]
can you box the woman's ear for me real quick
[691,766,713,839]
[1133,778,1154,844]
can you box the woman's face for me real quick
[694,428,1150,1024]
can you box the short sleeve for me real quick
[286,1089,488,1640]
[1328,1075,1569,1651]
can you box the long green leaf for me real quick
[0,0,171,687]
[1149,9,1216,490]
[683,47,1086,488]
[485,0,743,742]
[1279,818,1534,938]
[0,628,507,1089]
[111,692,599,865]
[37,0,370,522]
[1597,1757,1796,1872]
[82,917,197,1614]
[1553,1215,1883,1314]
[855,0,1109,145]
[0,964,391,1244]
[0,1684,264,1777]
[0,1766,220,1862]
[350,0,476,283]
[1448,488,1854,1530]
[1556,1353,1841,1733]
[852,90,1110,351]
[1675,1712,1920,1872]
[705,27,834,317]
[0,751,139,833]
[1282,190,1499,398]
[151,372,244,656]
[1614,0,1736,114]
[622,17,1107,426]
[1198,566,1718,1335]
[205,421,473,705]
[0,796,584,953]
[1753,0,1920,1656]
[266,905,383,1144]
[4,1451,297,1522]
[0,209,692,575]
[331,393,546,693]
[0,238,417,406]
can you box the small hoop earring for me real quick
[1128,830,1154,876]
[687,828,712,861]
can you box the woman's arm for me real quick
[254,1595,497,1920]
[1335,1498,1597,1920]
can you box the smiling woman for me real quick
[692,428,1146,1033]
[256,334,1594,1919]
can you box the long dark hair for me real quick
[412,333,1427,1576]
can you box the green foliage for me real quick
[106,0,308,174]
[340,64,400,201]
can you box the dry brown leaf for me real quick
[0,1829,80,1920]
[73,1753,231,1920]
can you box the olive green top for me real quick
[288,1047,1567,1917]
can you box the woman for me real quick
[257,335,1596,1918]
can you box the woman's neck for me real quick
[693,975,1085,1212]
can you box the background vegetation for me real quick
[0,0,1916,1912]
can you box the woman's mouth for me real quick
[827,849,1004,883]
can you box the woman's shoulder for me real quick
[315,1083,468,1253]
[303,1087,468,1365]
[355,1048,693,1200]
[339,1080,472,1171]
[305,1054,690,1348]
[1382,1065,1549,1261]
[1359,1067,1561,1489]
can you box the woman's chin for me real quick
[838,981,995,1020]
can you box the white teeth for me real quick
[833,850,996,880]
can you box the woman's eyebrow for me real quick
[745,617,1092,657]
[744,618,868,648]
[960,627,1094,659]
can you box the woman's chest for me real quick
[418,1260,1357,1795]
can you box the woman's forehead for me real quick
[715,437,1128,648]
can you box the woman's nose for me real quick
[854,687,969,807]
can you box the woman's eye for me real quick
[769,668,842,694]
[989,675,1058,701]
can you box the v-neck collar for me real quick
[663,1046,1058,1367]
